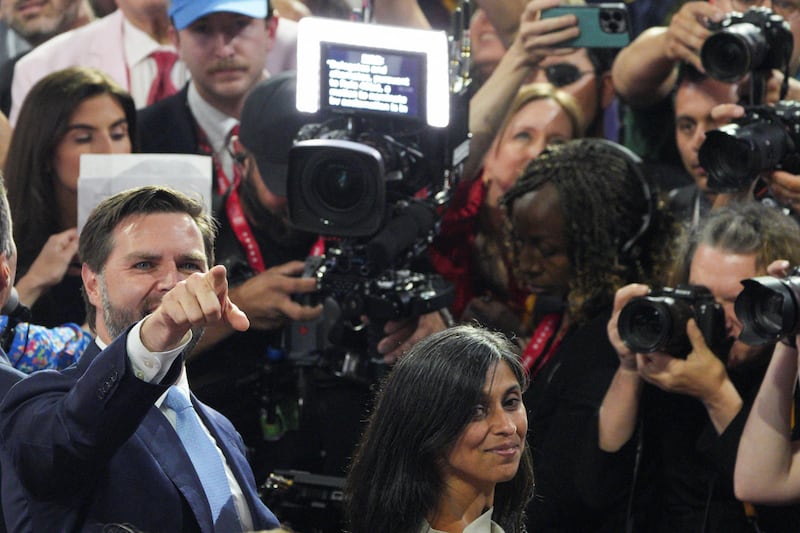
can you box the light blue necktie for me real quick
[164,387,242,532]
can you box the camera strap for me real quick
[225,181,267,273]
[198,125,266,272]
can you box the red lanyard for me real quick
[197,125,266,273]
[522,313,563,379]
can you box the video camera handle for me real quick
[366,201,436,273]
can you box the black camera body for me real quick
[736,266,800,346]
[617,285,727,358]
[283,17,469,373]
[698,100,800,191]
[701,7,793,83]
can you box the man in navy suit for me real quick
[0,186,281,532]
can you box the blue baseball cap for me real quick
[169,0,269,31]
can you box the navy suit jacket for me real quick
[0,356,23,533]
[137,85,199,156]
[0,331,279,533]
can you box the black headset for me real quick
[587,138,656,258]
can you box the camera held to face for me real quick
[698,100,800,192]
[735,266,800,346]
[617,285,727,359]
[701,7,793,83]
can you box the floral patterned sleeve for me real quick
[0,316,93,373]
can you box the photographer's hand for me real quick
[637,319,742,434]
[612,2,725,106]
[663,1,724,70]
[377,311,447,364]
[764,70,800,103]
[598,284,648,452]
[231,261,322,330]
[765,170,800,214]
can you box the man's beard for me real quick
[239,172,315,248]
[98,277,204,353]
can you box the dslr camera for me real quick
[284,16,471,374]
[617,285,727,358]
[701,7,793,84]
[698,100,800,191]
[735,266,800,345]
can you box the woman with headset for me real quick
[500,138,674,531]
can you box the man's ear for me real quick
[169,25,180,51]
[268,16,279,40]
[82,264,102,309]
[0,254,11,293]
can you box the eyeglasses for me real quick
[731,0,800,20]
[537,63,594,88]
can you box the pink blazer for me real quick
[10,10,128,125]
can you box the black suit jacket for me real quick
[0,332,279,533]
[0,51,26,117]
[137,84,198,155]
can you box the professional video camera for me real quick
[697,100,800,192]
[617,285,727,359]
[283,12,471,380]
[701,6,793,103]
[735,266,800,346]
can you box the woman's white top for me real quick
[420,508,505,533]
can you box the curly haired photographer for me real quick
[600,202,800,531]
[499,138,674,531]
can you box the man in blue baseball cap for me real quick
[140,0,274,168]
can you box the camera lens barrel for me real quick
[736,275,800,345]
[700,121,792,191]
[702,22,766,82]
[617,296,693,356]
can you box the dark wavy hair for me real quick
[5,66,137,278]
[502,138,673,326]
[344,325,534,533]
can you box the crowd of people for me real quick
[0,0,798,532]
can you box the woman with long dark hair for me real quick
[345,325,534,533]
[5,66,136,327]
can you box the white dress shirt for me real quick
[122,17,189,108]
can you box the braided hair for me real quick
[502,139,672,326]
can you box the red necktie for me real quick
[147,51,179,105]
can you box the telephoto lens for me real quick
[698,101,800,191]
[617,292,695,357]
[735,268,800,345]
[700,7,792,83]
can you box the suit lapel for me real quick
[138,407,216,533]
[193,396,265,529]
